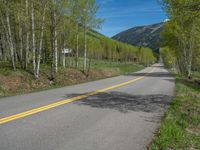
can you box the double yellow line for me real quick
[0,68,155,125]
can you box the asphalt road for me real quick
[0,64,175,150]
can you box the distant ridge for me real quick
[112,22,164,52]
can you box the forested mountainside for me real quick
[112,23,164,52]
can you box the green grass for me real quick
[149,75,200,150]
[90,59,144,73]
[64,58,144,74]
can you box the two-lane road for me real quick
[0,64,174,150]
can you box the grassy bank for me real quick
[149,75,200,150]
[0,59,144,98]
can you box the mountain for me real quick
[112,22,164,52]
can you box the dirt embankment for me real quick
[0,68,120,97]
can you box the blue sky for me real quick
[96,0,167,37]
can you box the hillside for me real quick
[112,22,164,52]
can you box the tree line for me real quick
[0,0,156,80]
[160,0,200,78]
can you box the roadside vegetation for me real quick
[0,59,144,97]
[150,0,200,149]
[0,0,156,97]
[150,74,200,150]
[160,0,200,77]
[0,0,156,78]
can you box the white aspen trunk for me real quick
[36,6,46,78]
[67,31,72,67]
[31,0,36,78]
[54,10,58,73]
[83,26,87,72]
[25,0,29,70]
[178,34,187,74]
[51,27,55,80]
[6,12,16,71]
[187,28,194,78]
[51,6,58,80]
[76,24,79,68]
[18,15,23,67]
[180,21,189,75]
[62,35,66,68]
[25,32,29,69]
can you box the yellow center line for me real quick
[0,67,155,125]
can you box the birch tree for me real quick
[162,0,200,77]
[0,0,157,80]
[81,0,103,72]
[35,0,48,78]
[0,0,16,70]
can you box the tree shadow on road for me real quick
[124,64,175,78]
[125,72,173,78]
[65,92,173,114]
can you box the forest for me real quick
[0,0,156,81]
[160,0,200,78]
[149,1,200,149]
